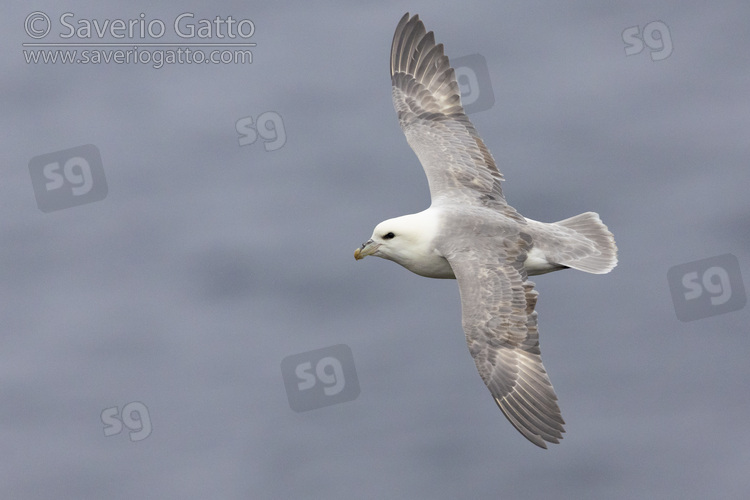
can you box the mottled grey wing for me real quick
[440,233,566,448]
[390,13,509,209]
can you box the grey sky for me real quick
[2,1,750,498]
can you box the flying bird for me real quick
[354,13,617,448]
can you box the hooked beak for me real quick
[354,239,380,260]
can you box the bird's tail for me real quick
[554,212,618,274]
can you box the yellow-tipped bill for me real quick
[354,239,379,260]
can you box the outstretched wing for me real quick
[440,230,566,448]
[391,13,510,210]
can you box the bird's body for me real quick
[355,13,617,448]
[363,207,612,279]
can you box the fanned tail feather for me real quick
[555,212,618,274]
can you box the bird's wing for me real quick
[391,13,514,212]
[439,228,565,448]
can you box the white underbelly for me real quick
[401,245,564,279]
[524,246,565,276]
[405,253,456,279]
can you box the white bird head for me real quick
[354,210,453,279]
[354,215,417,262]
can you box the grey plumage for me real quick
[391,13,511,210]
[359,13,617,448]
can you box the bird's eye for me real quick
[383,232,395,240]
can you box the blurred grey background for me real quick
[3,0,749,498]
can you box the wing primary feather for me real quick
[442,237,565,449]
[390,14,510,207]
